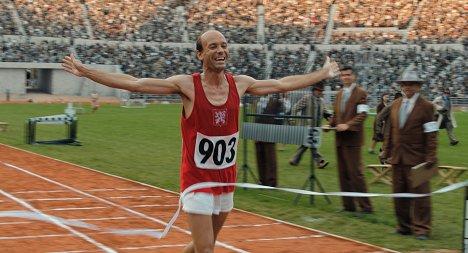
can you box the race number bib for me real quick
[195,132,239,169]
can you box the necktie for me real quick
[341,91,349,112]
[445,96,451,111]
[399,100,409,128]
[315,97,321,127]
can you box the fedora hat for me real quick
[397,66,424,84]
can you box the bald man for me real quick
[62,30,340,253]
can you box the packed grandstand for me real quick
[0,0,466,104]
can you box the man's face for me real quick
[197,31,229,72]
[400,82,422,98]
[313,89,323,97]
[339,69,355,86]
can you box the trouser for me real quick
[255,142,277,187]
[336,145,372,212]
[444,120,456,142]
[392,164,431,236]
[290,145,323,166]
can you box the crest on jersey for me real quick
[212,109,228,127]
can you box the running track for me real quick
[0,144,397,253]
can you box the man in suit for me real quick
[328,66,373,214]
[289,81,331,168]
[433,87,458,146]
[380,67,438,240]
[255,94,284,187]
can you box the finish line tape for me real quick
[0,180,467,240]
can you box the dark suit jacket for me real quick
[382,97,437,166]
[331,86,368,147]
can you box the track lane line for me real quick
[1,161,250,253]
[0,189,116,253]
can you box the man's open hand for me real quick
[62,54,85,77]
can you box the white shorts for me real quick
[182,192,234,215]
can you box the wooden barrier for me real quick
[436,166,468,186]
[366,164,392,185]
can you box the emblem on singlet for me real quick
[213,109,228,127]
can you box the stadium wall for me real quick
[0,62,120,96]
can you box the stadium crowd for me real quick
[0,0,465,99]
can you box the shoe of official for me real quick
[415,235,429,240]
[289,160,298,166]
[450,140,459,146]
[391,230,412,236]
[318,160,329,169]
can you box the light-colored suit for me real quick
[331,85,372,212]
[382,96,438,236]
[433,95,457,143]
[289,94,329,166]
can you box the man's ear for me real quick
[196,50,203,61]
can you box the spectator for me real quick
[289,82,331,169]
[369,93,390,154]
[433,87,458,145]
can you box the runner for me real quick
[62,30,339,253]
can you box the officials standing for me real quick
[381,67,438,240]
[329,66,373,214]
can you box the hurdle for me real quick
[25,114,80,145]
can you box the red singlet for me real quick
[180,73,239,195]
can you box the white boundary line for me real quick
[0,143,397,252]
[0,155,249,252]
[0,190,116,253]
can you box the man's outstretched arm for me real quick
[62,54,187,95]
[237,56,339,95]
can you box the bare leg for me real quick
[182,212,230,253]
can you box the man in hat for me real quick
[328,66,373,214]
[432,88,458,145]
[289,81,331,168]
[381,67,438,240]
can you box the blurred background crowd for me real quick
[0,0,466,103]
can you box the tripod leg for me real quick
[311,175,332,204]
[293,176,311,205]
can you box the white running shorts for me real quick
[182,192,234,215]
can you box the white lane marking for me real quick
[12,190,70,194]
[107,195,178,199]
[243,234,325,242]
[2,162,249,253]
[0,221,32,225]
[85,188,149,192]
[11,188,149,194]
[119,243,188,250]
[0,233,74,240]
[0,190,116,253]
[223,222,282,228]
[73,217,130,221]
[130,204,179,208]
[46,207,108,211]
[25,198,84,201]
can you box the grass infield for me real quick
[0,102,467,252]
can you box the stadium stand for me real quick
[0,0,465,103]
